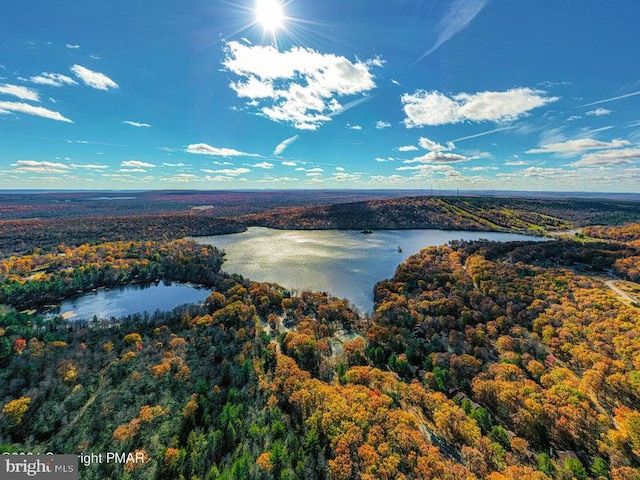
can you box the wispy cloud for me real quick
[11,160,69,173]
[201,167,251,176]
[414,0,488,63]
[274,135,298,155]
[580,90,640,108]
[121,160,156,168]
[375,121,391,129]
[186,143,260,157]
[71,65,118,91]
[404,152,470,164]
[0,84,40,102]
[161,174,200,183]
[452,126,516,142]
[66,44,80,49]
[586,108,611,116]
[0,101,72,122]
[571,148,640,167]
[70,163,108,170]
[402,88,556,127]
[29,73,77,87]
[328,96,373,118]
[162,162,188,167]
[526,138,630,154]
[123,120,151,128]
[253,162,274,169]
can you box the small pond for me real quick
[48,281,209,321]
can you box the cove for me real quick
[48,281,209,321]
[195,227,545,314]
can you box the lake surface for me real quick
[196,227,544,314]
[50,281,209,321]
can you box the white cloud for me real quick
[398,145,418,152]
[162,174,200,183]
[123,120,151,128]
[11,160,70,174]
[121,160,156,168]
[335,167,345,171]
[396,164,459,174]
[504,160,528,166]
[223,41,379,130]
[162,162,188,167]
[331,172,362,182]
[66,44,80,49]
[0,100,72,122]
[526,138,630,154]
[586,108,611,116]
[402,88,557,127]
[419,137,454,151]
[29,73,77,87]
[520,166,566,178]
[201,168,251,176]
[346,123,362,130]
[274,134,298,155]
[405,151,470,164]
[256,175,299,183]
[0,84,40,101]
[281,161,297,166]
[71,65,118,90]
[375,120,391,129]
[118,168,147,173]
[375,157,397,162]
[468,166,497,171]
[186,143,260,157]
[253,162,274,169]
[70,163,108,169]
[415,0,488,62]
[572,148,640,167]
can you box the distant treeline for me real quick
[241,196,639,232]
[0,214,244,257]
[1,195,639,257]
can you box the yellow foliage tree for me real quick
[3,397,31,425]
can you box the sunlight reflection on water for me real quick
[196,227,544,314]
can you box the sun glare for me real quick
[255,0,284,32]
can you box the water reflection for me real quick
[196,227,544,313]
[50,281,209,321]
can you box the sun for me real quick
[255,0,284,32]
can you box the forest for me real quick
[2,194,639,257]
[1,201,640,479]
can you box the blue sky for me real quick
[1,0,639,191]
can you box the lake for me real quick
[195,227,544,314]
[49,281,209,321]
